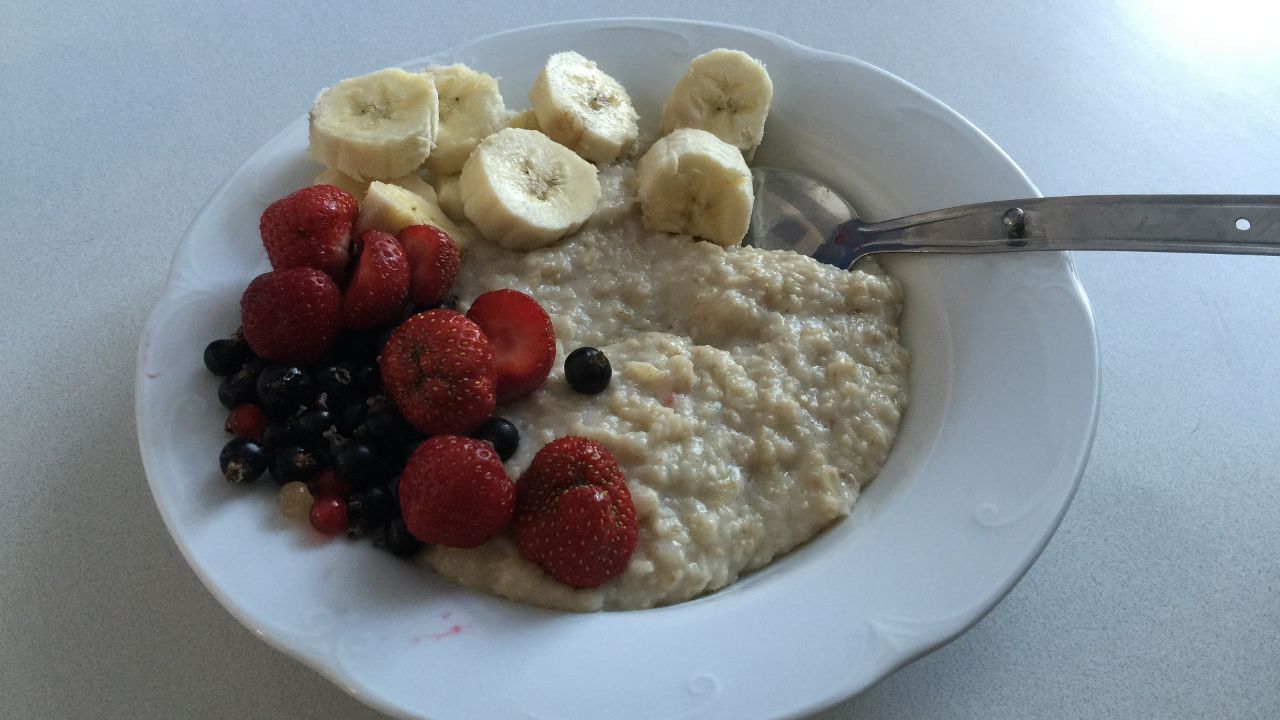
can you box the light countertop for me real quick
[2,1,1277,718]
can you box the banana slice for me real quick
[529,51,639,164]
[312,168,369,199]
[506,109,541,131]
[635,128,754,247]
[308,68,440,181]
[313,169,438,205]
[356,181,472,253]
[459,128,601,250]
[388,172,439,205]
[422,64,507,176]
[433,173,466,223]
[660,49,773,161]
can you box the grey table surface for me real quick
[3,1,1278,718]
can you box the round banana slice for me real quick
[636,128,754,248]
[660,49,774,161]
[423,64,507,176]
[530,51,639,164]
[459,128,601,250]
[309,68,439,182]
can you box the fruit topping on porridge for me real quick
[199,47,908,611]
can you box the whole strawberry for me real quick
[342,230,410,329]
[380,309,496,435]
[515,437,637,588]
[240,267,341,363]
[398,224,460,306]
[399,436,514,548]
[466,289,556,403]
[260,184,358,281]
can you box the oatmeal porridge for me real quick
[428,165,908,611]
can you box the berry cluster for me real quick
[207,319,462,557]
[203,183,634,588]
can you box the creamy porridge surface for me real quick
[424,165,909,611]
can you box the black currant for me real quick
[203,332,252,376]
[564,346,612,394]
[219,437,267,484]
[354,361,381,393]
[365,401,413,447]
[288,407,335,443]
[255,365,314,418]
[381,517,425,558]
[333,441,384,488]
[217,361,262,410]
[409,296,459,314]
[339,397,369,435]
[269,445,319,486]
[347,487,395,535]
[261,423,294,452]
[314,363,354,407]
[472,416,519,462]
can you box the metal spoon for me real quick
[746,167,1280,268]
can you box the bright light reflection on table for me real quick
[1139,0,1280,55]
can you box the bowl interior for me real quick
[137,18,1097,720]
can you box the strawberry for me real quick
[399,436,514,548]
[240,267,341,363]
[398,225,460,306]
[342,230,410,330]
[514,437,637,588]
[465,289,556,403]
[379,309,496,435]
[259,184,357,281]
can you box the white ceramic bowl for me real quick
[136,18,1098,720]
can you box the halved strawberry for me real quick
[398,224,460,306]
[465,289,556,403]
[342,230,409,330]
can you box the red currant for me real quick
[309,494,348,535]
[225,403,267,441]
[310,468,351,498]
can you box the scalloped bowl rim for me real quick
[136,17,1098,720]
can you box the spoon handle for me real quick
[841,195,1280,256]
